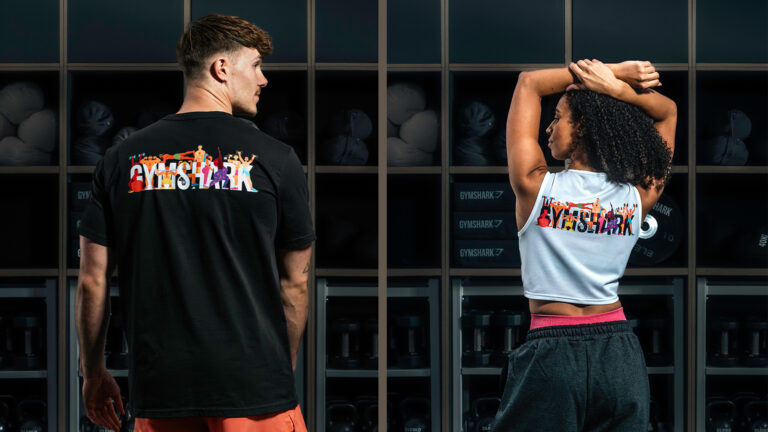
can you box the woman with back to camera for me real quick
[491,59,676,431]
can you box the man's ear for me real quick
[210,56,229,83]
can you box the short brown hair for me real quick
[177,14,273,79]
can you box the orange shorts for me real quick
[134,404,307,432]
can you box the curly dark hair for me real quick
[565,89,672,190]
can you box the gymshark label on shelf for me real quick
[536,196,638,236]
[458,219,504,229]
[458,190,504,201]
[127,146,259,193]
[459,248,505,258]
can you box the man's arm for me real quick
[278,244,312,371]
[76,236,124,431]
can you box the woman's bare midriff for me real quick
[529,299,623,316]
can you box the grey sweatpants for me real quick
[492,321,650,432]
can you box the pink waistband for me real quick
[530,307,626,330]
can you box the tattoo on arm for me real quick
[302,264,310,274]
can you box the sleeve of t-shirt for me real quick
[276,148,315,249]
[79,151,115,247]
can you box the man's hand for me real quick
[609,60,661,89]
[82,366,125,431]
[568,59,630,97]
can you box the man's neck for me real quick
[177,84,232,114]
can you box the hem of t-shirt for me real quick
[278,233,316,250]
[133,398,297,419]
[518,171,551,236]
[79,228,112,248]
[524,291,619,305]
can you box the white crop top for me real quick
[518,169,642,305]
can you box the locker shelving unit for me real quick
[0,0,765,430]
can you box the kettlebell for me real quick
[16,400,46,432]
[400,397,429,432]
[707,400,736,432]
[472,397,500,432]
[326,402,357,432]
[355,397,377,432]
[745,401,768,432]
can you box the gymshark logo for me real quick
[652,201,672,216]
[459,219,504,229]
[460,248,504,258]
[459,190,504,200]
[77,190,91,200]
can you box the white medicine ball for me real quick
[400,109,439,153]
[0,136,51,166]
[18,109,56,153]
[0,112,16,140]
[387,82,426,126]
[387,137,433,166]
[0,81,45,124]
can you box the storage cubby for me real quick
[387,72,441,167]
[387,0,440,64]
[696,174,767,268]
[249,71,308,163]
[316,72,378,166]
[696,0,768,63]
[316,0,377,63]
[191,0,308,63]
[696,71,768,166]
[388,175,441,268]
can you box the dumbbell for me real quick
[326,402,357,432]
[399,397,429,432]
[743,318,768,367]
[12,315,43,370]
[640,318,668,366]
[733,392,760,432]
[744,401,768,432]
[0,396,13,432]
[471,397,500,432]
[16,400,46,432]
[490,311,524,367]
[707,399,736,432]
[363,318,378,369]
[355,396,376,432]
[330,318,361,369]
[710,319,741,367]
[395,315,427,369]
[462,310,492,367]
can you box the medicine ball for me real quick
[332,108,373,140]
[387,137,433,166]
[72,135,109,165]
[0,112,15,140]
[703,135,749,166]
[0,136,51,166]
[388,82,426,125]
[460,101,496,137]
[387,118,399,137]
[18,109,56,153]
[454,136,491,166]
[400,109,439,153]
[76,101,114,137]
[0,81,45,124]
[720,109,751,140]
[321,135,369,165]
[111,126,137,147]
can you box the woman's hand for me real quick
[568,59,631,97]
[609,60,661,89]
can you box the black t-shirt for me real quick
[79,111,315,418]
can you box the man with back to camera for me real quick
[76,14,314,432]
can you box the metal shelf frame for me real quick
[0,279,57,432]
[695,278,768,429]
[0,0,765,429]
[451,278,685,432]
[315,278,441,432]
